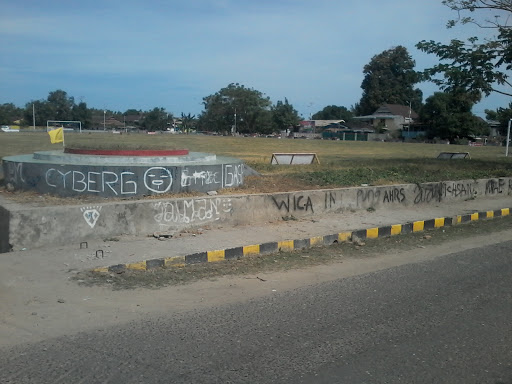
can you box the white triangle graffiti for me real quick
[80,206,102,228]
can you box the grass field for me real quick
[1,131,512,193]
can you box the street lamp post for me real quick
[406,101,412,138]
[103,110,106,131]
[401,100,412,138]
[408,101,412,137]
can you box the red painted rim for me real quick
[64,148,189,156]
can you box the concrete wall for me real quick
[1,177,511,251]
[2,157,244,197]
[0,205,9,253]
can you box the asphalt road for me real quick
[1,241,512,383]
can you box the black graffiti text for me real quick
[272,195,314,213]
[382,187,406,203]
[324,192,337,209]
[485,178,505,195]
[356,188,381,207]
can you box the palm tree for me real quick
[181,112,196,134]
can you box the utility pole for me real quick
[32,104,36,130]
[506,119,511,157]
[407,101,411,138]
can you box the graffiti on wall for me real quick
[484,178,512,195]
[181,169,220,188]
[224,164,244,187]
[5,162,25,184]
[46,167,175,195]
[271,181,482,214]
[271,192,342,214]
[485,178,506,195]
[272,194,315,213]
[324,191,337,209]
[80,206,102,228]
[41,164,243,195]
[356,188,380,207]
[356,187,406,207]
[153,197,233,229]
[144,167,173,193]
[180,164,243,189]
[413,182,475,204]
[46,168,140,195]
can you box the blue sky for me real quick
[0,0,508,119]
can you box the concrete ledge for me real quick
[91,208,510,273]
[2,177,512,252]
[2,152,243,197]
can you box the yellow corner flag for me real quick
[48,128,64,144]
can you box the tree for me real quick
[416,0,512,98]
[24,100,52,126]
[180,112,196,133]
[357,46,423,116]
[485,103,512,135]
[420,90,487,140]
[0,103,22,125]
[312,105,353,121]
[72,101,92,128]
[23,90,89,127]
[46,90,75,121]
[197,83,272,134]
[271,98,301,131]
[124,109,142,116]
[143,107,171,131]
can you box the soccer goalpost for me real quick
[46,120,82,133]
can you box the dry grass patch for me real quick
[2,133,512,199]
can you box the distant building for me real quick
[299,120,349,132]
[486,119,502,137]
[353,104,418,132]
[124,114,144,125]
[299,120,315,132]
[105,117,124,128]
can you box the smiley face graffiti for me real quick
[144,167,173,193]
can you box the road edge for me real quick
[92,208,511,273]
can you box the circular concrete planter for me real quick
[2,149,245,197]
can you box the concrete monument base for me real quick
[2,149,244,198]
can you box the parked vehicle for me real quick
[1,125,18,132]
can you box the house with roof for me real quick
[293,120,350,138]
[486,119,502,138]
[353,104,419,135]
[124,114,144,126]
[104,117,124,128]
[297,120,349,132]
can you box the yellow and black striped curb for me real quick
[92,208,511,273]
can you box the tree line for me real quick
[0,86,303,134]
[1,1,510,140]
[0,91,200,133]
